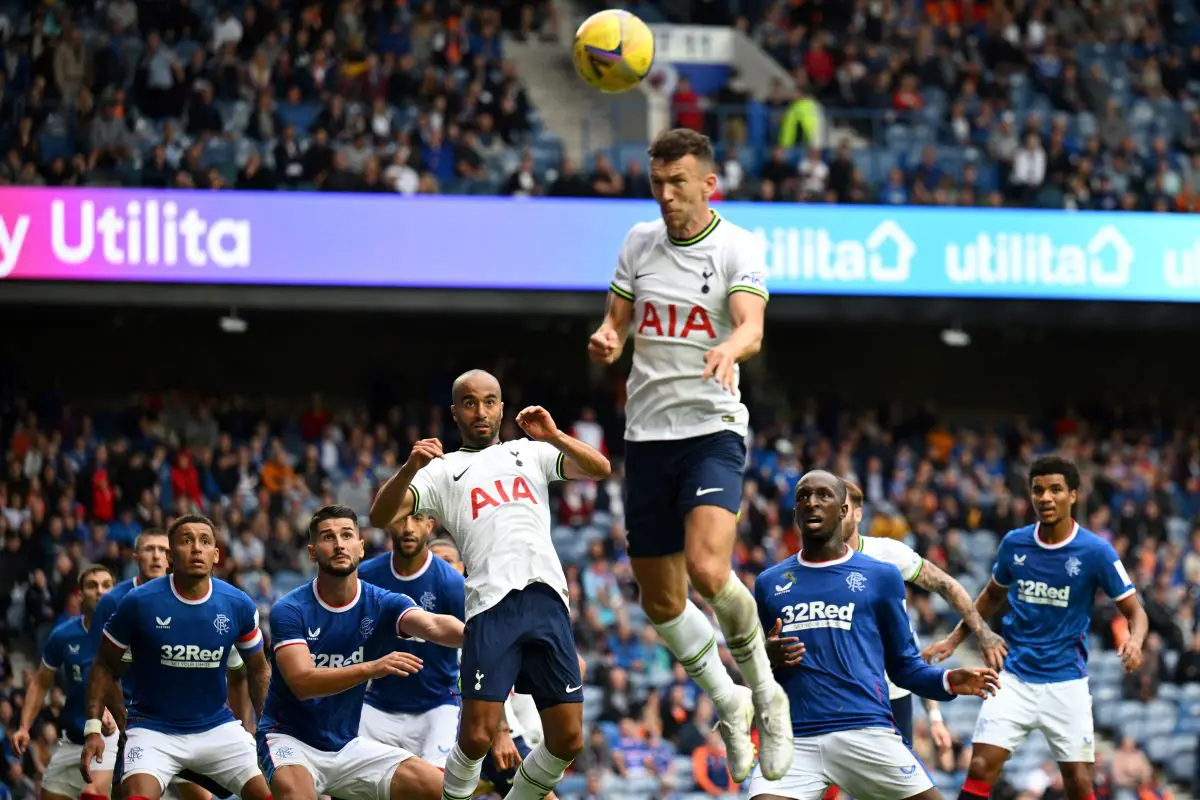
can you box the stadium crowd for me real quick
[0,380,1197,800]
[1,0,1199,209]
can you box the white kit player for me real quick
[82,515,272,800]
[14,566,118,800]
[587,127,788,782]
[370,369,611,800]
[925,456,1150,800]
[839,481,998,752]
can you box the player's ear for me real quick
[306,542,317,564]
[702,169,717,199]
[213,547,220,566]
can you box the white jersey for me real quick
[505,692,543,748]
[856,535,925,700]
[610,212,769,442]
[409,439,569,621]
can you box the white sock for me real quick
[652,600,738,715]
[441,745,484,800]
[706,573,777,708]
[503,743,572,800]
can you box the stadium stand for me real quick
[1,368,1196,800]
[2,0,1199,208]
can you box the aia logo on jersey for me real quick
[471,477,538,520]
[637,302,716,340]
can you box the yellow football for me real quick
[572,9,655,94]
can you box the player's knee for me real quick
[388,759,443,800]
[457,718,496,760]
[967,751,1004,783]
[544,722,584,761]
[1059,763,1093,799]
[686,553,731,599]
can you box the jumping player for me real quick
[370,369,611,800]
[257,504,466,800]
[750,471,1000,800]
[81,515,272,800]
[14,566,118,800]
[839,480,998,750]
[923,456,1149,800]
[586,127,788,783]
[94,529,253,800]
[359,512,465,768]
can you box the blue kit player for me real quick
[751,471,999,800]
[82,515,272,800]
[257,505,466,800]
[924,456,1150,800]
[588,127,790,784]
[14,566,118,800]
[371,370,610,800]
[359,512,465,768]
[92,529,251,800]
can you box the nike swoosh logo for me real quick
[566,684,583,693]
[695,487,723,496]
[453,466,471,481]
[634,271,653,279]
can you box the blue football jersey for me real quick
[103,576,264,734]
[42,616,100,744]
[258,579,418,752]
[93,577,145,706]
[360,551,464,714]
[991,522,1136,683]
[755,550,954,738]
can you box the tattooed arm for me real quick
[912,559,1003,651]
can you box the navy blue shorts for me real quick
[480,734,532,792]
[891,694,914,748]
[459,583,582,710]
[623,430,746,558]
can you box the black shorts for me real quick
[623,430,746,558]
[459,583,582,710]
[480,734,532,792]
[891,694,914,747]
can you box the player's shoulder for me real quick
[849,549,902,575]
[757,554,799,586]
[625,218,666,244]
[1073,525,1117,556]
[431,553,465,587]
[860,535,917,561]
[999,524,1038,548]
[713,214,757,245]
[48,614,85,642]
[276,581,317,613]
[358,552,391,583]
[361,579,403,606]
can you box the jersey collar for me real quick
[668,211,721,247]
[1034,521,1080,549]
[390,550,433,582]
[312,578,362,613]
[170,574,213,605]
[798,548,854,568]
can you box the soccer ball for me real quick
[572,9,655,94]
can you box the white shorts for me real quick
[261,731,414,800]
[122,721,261,795]
[748,728,933,800]
[42,733,120,797]
[359,703,460,768]
[972,671,1095,763]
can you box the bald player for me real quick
[370,370,610,800]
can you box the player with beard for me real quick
[750,471,999,800]
[359,513,465,768]
[257,505,466,800]
[370,369,610,800]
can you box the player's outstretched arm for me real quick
[516,406,611,480]
[369,438,444,528]
[398,609,465,648]
[923,578,1009,670]
[877,571,955,702]
[911,560,1004,658]
[80,636,126,782]
[274,641,423,701]
[12,663,54,755]
[588,290,633,365]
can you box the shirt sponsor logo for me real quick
[312,647,365,669]
[1015,579,1070,608]
[779,601,856,632]
[159,644,226,668]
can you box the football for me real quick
[571,9,655,94]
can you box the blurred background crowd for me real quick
[2,347,1200,800]
[0,0,1197,208]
